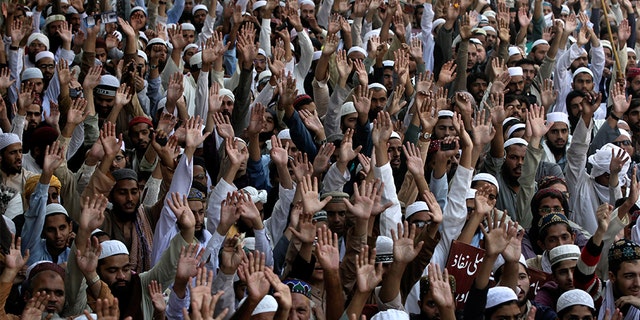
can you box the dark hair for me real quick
[467,72,490,89]
[516,58,536,67]
[566,90,587,107]
[485,300,518,319]
[557,306,596,319]
[626,99,640,114]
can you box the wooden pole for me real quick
[601,0,624,79]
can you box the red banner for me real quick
[446,240,486,309]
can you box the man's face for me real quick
[520,64,536,88]
[541,223,574,251]
[611,260,640,297]
[48,186,60,204]
[36,57,56,81]
[111,179,140,214]
[474,181,498,206]
[130,11,147,31]
[43,213,70,250]
[111,151,127,172]
[614,135,634,156]
[26,79,44,94]
[475,44,486,64]
[388,138,402,169]
[221,97,234,117]
[507,75,525,95]
[288,293,311,320]
[300,4,315,20]
[545,122,569,150]
[543,6,552,15]
[194,165,207,186]
[629,76,640,97]
[341,113,358,131]
[604,48,614,78]
[183,48,197,66]
[370,89,388,114]
[629,51,637,67]
[96,48,108,64]
[236,141,249,174]
[568,96,584,118]
[189,200,206,232]
[485,32,497,48]
[254,54,267,73]
[571,54,589,69]
[489,303,521,320]
[516,264,530,305]
[504,145,526,179]
[572,73,594,93]
[29,40,47,56]
[193,9,207,24]
[560,306,594,320]
[507,54,522,67]
[532,44,549,64]
[1,143,23,174]
[25,104,42,130]
[95,93,115,116]
[30,271,65,314]
[434,118,455,139]
[553,259,577,292]
[469,78,488,102]
[184,0,194,13]
[98,254,132,291]
[419,290,440,320]
[129,123,151,151]
[466,44,478,70]
[383,68,394,91]
[625,107,640,132]
[325,202,347,236]
[183,30,196,43]
[506,99,526,120]
[47,21,65,36]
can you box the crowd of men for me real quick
[2,0,640,318]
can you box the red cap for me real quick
[128,116,153,129]
[628,68,640,80]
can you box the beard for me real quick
[195,228,204,242]
[110,279,134,312]
[112,206,138,222]
[546,141,566,157]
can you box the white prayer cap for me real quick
[277,129,291,140]
[482,26,497,34]
[479,15,489,24]
[99,240,129,259]
[131,6,146,15]
[190,52,203,68]
[289,42,295,52]
[557,289,595,313]
[572,67,593,81]
[405,201,429,219]
[486,286,518,309]
[390,131,401,140]
[146,38,167,48]
[21,68,43,81]
[531,39,549,49]
[242,186,268,204]
[546,112,570,127]
[95,75,120,96]
[27,33,50,50]
[312,51,322,61]
[506,123,526,138]
[192,4,208,15]
[91,228,104,236]
[549,244,580,267]
[432,18,446,30]
[371,309,410,320]
[137,50,148,62]
[257,48,267,57]
[504,137,529,149]
[0,133,21,151]
[502,117,519,126]
[181,23,196,31]
[219,88,235,102]
[299,0,315,7]
[561,4,570,14]
[347,46,368,58]
[382,60,394,67]
[438,110,454,118]
[483,10,496,18]
[375,236,394,263]
[45,14,66,27]
[368,83,387,92]
[46,204,68,217]
[508,47,521,57]
[138,31,149,44]
[620,129,632,139]
[466,188,477,199]
[601,40,613,51]
[113,31,123,42]
[472,173,499,191]
[628,47,636,54]
[35,51,55,62]
[253,0,267,11]
[340,102,357,117]
[250,295,278,315]
[492,254,527,274]
[470,38,483,45]
[182,43,198,56]
[243,237,256,251]
[258,70,272,83]
[508,67,524,77]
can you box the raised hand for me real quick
[208,82,223,114]
[527,104,553,139]
[114,84,132,108]
[299,109,324,134]
[388,85,407,117]
[415,71,434,94]
[422,190,443,224]
[79,194,108,233]
[270,135,289,166]
[265,268,292,311]
[312,143,335,176]
[42,141,65,175]
[83,65,103,91]
[354,59,368,87]
[518,6,532,27]
[218,192,241,235]
[67,97,88,126]
[610,148,630,175]
[237,192,263,229]
[167,192,196,230]
[540,79,557,110]
[471,109,495,147]
[502,225,524,263]
[21,292,49,320]
[481,211,517,257]
[343,180,377,220]
[76,236,102,277]
[403,142,424,176]
[612,83,631,115]
[44,104,61,129]
[213,113,234,140]
[316,225,340,271]
[392,221,424,264]
[219,236,246,275]
[428,263,455,310]
[595,203,612,236]
[185,116,210,151]
[151,131,179,169]
[18,83,36,113]
[246,103,265,136]
[290,152,313,183]
[2,234,29,277]
[299,175,332,214]
[353,85,372,117]
[371,111,393,146]
[176,243,205,283]
[149,281,167,313]
[289,212,316,244]
[355,245,383,293]
[238,251,270,302]
[167,72,185,104]
[339,128,363,164]
[0,68,15,90]
[322,33,339,56]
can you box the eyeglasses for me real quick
[37,64,55,70]
[538,206,564,214]
[612,140,632,147]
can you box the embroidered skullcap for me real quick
[549,244,580,266]
[486,286,518,309]
[0,133,21,151]
[561,4,570,14]
[320,191,350,202]
[96,75,120,96]
[390,131,401,140]
[192,4,208,15]
[371,309,410,320]
[531,39,549,49]
[26,261,65,283]
[466,188,477,199]
[538,176,568,190]
[242,186,268,203]
[21,68,43,81]
[347,46,368,58]
[547,112,570,127]
[277,129,291,140]
[294,94,313,110]
[283,278,312,298]
[190,52,203,68]
[45,14,66,27]
[508,47,522,57]
[341,102,357,117]
[111,168,138,182]
[27,33,50,50]
[572,67,593,81]
[376,236,394,263]
[188,187,206,201]
[46,203,68,217]
[99,240,129,259]
[253,0,267,11]
[609,239,640,266]
[313,210,327,222]
[628,68,640,80]
[432,18,446,30]
[35,51,55,62]
[219,88,235,102]
[368,83,387,92]
[181,22,196,31]
[472,173,499,192]
[557,289,595,313]
[438,110,454,118]
[508,67,524,77]
[382,60,394,68]
[506,123,526,138]
[538,213,570,231]
[504,137,529,149]
[405,201,429,219]
[482,26,496,34]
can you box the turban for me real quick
[27,33,50,50]
[24,175,61,200]
[589,143,630,187]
